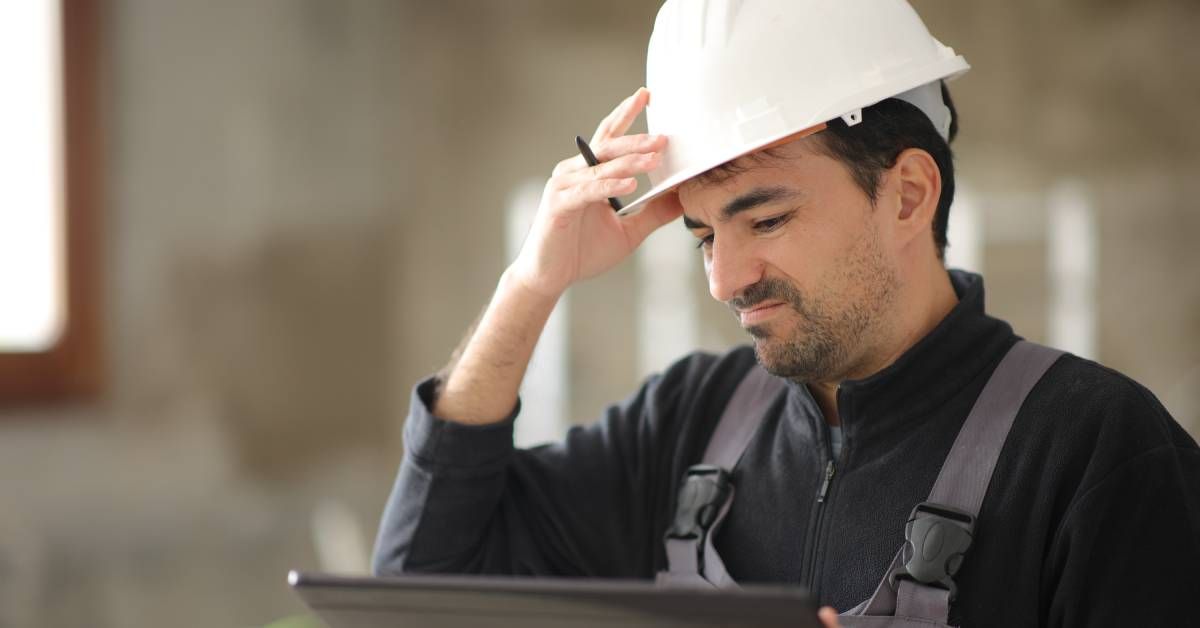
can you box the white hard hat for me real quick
[618,0,969,216]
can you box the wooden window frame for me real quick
[0,0,103,405]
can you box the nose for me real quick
[705,240,763,303]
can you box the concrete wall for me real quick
[0,1,1196,626]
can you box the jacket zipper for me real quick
[803,423,838,595]
[804,385,846,599]
[817,460,836,503]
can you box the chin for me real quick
[749,335,786,371]
[753,351,795,381]
[748,328,840,383]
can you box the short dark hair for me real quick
[695,83,958,259]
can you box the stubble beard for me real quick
[735,232,898,383]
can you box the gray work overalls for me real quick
[656,341,1063,627]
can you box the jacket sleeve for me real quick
[1041,387,1200,626]
[371,356,700,579]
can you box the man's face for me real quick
[678,137,900,383]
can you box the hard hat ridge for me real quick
[618,0,969,217]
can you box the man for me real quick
[373,1,1200,626]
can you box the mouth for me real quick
[737,302,786,326]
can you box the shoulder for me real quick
[1016,351,1199,504]
[652,344,758,395]
[1032,352,1197,455]
[616,345,759,443]
[551,346,761,489]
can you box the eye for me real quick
[754,212,793,233]
[694,233,714,250]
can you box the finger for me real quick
[591,87,645,142]
[552,154,588,177]
[620,190,684,248]
[562,177,637,208]
[818,606,841,628]
[550,135,665,178]
[592,87,649,143]
[591,133,667,162]
[552,151,660,190]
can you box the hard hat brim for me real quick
[615,122,828,218]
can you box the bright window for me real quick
[0,1,64,352]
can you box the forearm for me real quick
[433,267,561,425]
[431,89,677,424]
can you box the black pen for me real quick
[575,135,624,211]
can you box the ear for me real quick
[889,148,941,248]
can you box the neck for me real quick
[809,263,958,427]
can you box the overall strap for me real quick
[703,365,789,468]
[847,340,1064,625]
[657,364,787,588]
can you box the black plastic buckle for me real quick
[665,464,734,541]
[889,502,975,601]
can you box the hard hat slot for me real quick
[841,109,864,127]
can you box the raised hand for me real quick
[509,87,684,299]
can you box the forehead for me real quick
[677,137,845,219]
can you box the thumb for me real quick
[817,606,841,628]
[620,191,685,248]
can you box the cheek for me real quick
[762,222,841,284]
[765,219,883,310]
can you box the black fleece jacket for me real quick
[373,271,1200,627]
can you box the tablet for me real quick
[288,571,820,628]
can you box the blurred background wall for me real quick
[0,0,1196,626]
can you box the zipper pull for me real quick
[817,460,835,503]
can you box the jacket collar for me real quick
[784,270,1017,446]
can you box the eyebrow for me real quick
[682,186,803,230]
